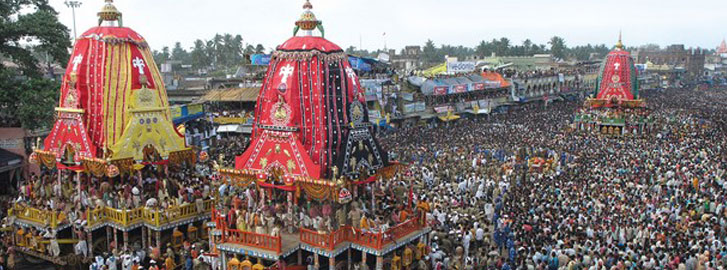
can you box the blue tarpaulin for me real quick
[348,56,374,72]
[250,54,272,66]
[250,54,377,71]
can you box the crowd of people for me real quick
[377,86,727,269]
[214,171,417,240]
[501,67,599,80]
[9,165,215,225]
[4,82,727,270]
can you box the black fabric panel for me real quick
[323,61,348,177]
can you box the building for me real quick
[390,45,423,71]
[632,44,705,77]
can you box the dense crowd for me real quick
[4,84,727,270]
[379,87,727,269]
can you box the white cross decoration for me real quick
[72,55,83,72]
[345,67,357,86]
[614,62,620,71]
[132,57,146,75]
[279,64,294,84]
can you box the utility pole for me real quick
[64,1,82,41]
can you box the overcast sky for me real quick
[49,0,727,53]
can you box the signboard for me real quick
[172,103,206,124]
[170,106,182,119]
[349,56,370,71]
[401,92,414,101]
[368,110,381,120]
[452,84,468,93]
[0,139,22,149]
[434,106,452,113]
[447,61,476,73]
[471,83,485,91]
[484,80,502,89]
[250,54,272,66]
[188,104,204,115]
[433,86,449,95]
[478,100,490,108]
[403,102,426,113]
[377,53,390,63]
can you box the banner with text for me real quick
[434,106,453,113]
[447,61,476,73]
[433,86,449,95]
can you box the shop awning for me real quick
[0,148,23,173]
[217,124,248,133]
[199,88,259,102]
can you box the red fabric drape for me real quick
[257,181,296,192]
[351,175,377,186]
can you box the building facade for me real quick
[632,44,705,77]
[391,45,423,71]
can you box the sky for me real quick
[49,0,727,53]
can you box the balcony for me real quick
[8,205,68,230]
[213,211,429,259]
[300,217,428,252]
[10,199,215,231]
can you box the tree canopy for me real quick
[419,36,612,67]
[154,33,266,71]
[0,0,70,130]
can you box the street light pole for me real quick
[64,1,82,41]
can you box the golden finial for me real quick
[615,30,624,50]
[98,0,123,26]
[294,0,324,37]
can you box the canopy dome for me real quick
[236,1,388,180]
[592,33,640,107]
[40,0,188,170]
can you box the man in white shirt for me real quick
[476,226,485,249]
[463,231,472,259]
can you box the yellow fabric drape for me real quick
[82,159,106,177]
[300,182,333,201]
[37,151,56,169]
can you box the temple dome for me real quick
[591,33,640,107]
[39,0,188,170]
[277,36,342,53]
[235,0,388,181]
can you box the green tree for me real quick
[171,42,188,63]
[548,36,567,59]
[495,37,511,56]
[345,46,356,55]
[153,46,170,65]
[255,44,265,54]
[475,40,492,56]
[244,45,255,57]
[0,0,70,129]
[0,0,71,76]
[522,39,533,55]
[422,39,439,64]
[190,39,211,68]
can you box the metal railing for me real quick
[300,216,427,250]
[8,205,62,228]
[220,227,282,253]
[5,199,216,229]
